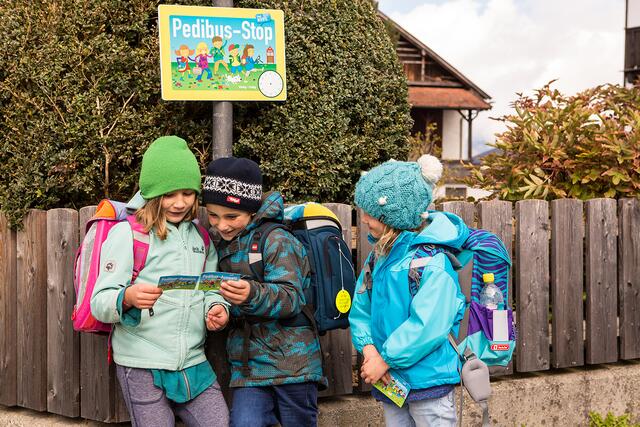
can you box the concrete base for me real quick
[2,362,640,426]
[319,361,640,426]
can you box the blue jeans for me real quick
[230,382,318,427]
[382,390,457,427]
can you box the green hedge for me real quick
[0,0,411,227]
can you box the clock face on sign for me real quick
[258,71,284,98]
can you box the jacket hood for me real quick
[412,211,469,250]
[245,191,284,232]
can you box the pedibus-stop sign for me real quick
[158,5,286,101]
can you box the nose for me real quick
[173,195,186,209]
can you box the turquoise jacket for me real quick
[349,211,468,389]
[91,220,228,371]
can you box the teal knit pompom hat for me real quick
[139,136,201,200]
[355,155,443,230]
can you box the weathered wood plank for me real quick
[46,209,80,416]
[319,203,353,397]
[478,200,514,375]
[440,201,475,227]
[619,198,640,359]
[550,199,584,368]
[356,208,373,276]
[78,206,129,422]
[0,213,17,406]
[585,199,618,364]
[17,210,48,410]
[515,200,550,372]
[354,208,372,393]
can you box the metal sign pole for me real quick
[212,0,234,160]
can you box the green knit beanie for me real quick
[139,136,201,199]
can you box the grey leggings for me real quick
[116,364,229,427]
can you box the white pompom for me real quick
[378,196,388,206]
[417,154,443,184]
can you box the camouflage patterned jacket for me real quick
[214,191,324,387]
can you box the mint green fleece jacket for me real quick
[91,220,228,370]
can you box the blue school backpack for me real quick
[408,228,515,367]
[246,202,356,334]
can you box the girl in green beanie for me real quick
[91,136,230,426]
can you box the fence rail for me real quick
[0,198,639,422]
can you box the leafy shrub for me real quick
[589,411,640,427]
[0,0,411,227]
[465,82,640,201]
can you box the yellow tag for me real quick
[335,290,351,314]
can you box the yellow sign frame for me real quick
[158,5,286,101]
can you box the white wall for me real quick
[441,110,468,160]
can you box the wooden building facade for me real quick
[379,11,491,162]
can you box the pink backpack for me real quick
[72,199,210,334]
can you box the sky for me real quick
[377,0,626,155]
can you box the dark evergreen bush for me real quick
[0,0,411,227]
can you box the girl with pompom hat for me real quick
[349,155,469,426]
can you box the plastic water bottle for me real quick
[479,273,504,310]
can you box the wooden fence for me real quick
[0,198,639,422]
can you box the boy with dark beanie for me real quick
[202,157,324,427]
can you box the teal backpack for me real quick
[408,228,515,367]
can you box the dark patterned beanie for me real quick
[202,157,263,212]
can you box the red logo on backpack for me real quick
[227,196,241,204]
[490,343,510,351]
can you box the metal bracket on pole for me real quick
[212,0,234,160]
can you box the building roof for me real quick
[379,10,492,109]
[409,87,491,110]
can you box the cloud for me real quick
[378,0,625,155]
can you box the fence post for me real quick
[618,198,640,359]
[0,213,17,406]
[17,210,48,410]
[585,199,618,364]
[78,206,129,422]
[478,200,514,375]
[550,199,584,368]
[47,208,80,416]
[515,200,550,372]
[319,203,354,397]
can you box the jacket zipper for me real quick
[182,370,191,401]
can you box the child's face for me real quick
[206,204,253,241]
[213,40,222,48]
[231,48,238,55]
[180,47,190,57]
[161,190,196,223]
[247,48,254,56]
[361,211,386,239]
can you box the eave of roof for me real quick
[409,86,491,110]
[378,10,492,101]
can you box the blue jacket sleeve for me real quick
[348,257,375,353]
[380,254,463,369]
[238,229,308,319]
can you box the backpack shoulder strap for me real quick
[247,221,289,282]
[126,215,150,283]
[193,222,211,252]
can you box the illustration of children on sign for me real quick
[194,42,213,81]
[228,43,243,76]
[241,44,257,78]
[210,36,230,76]
[175,45,195,79]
